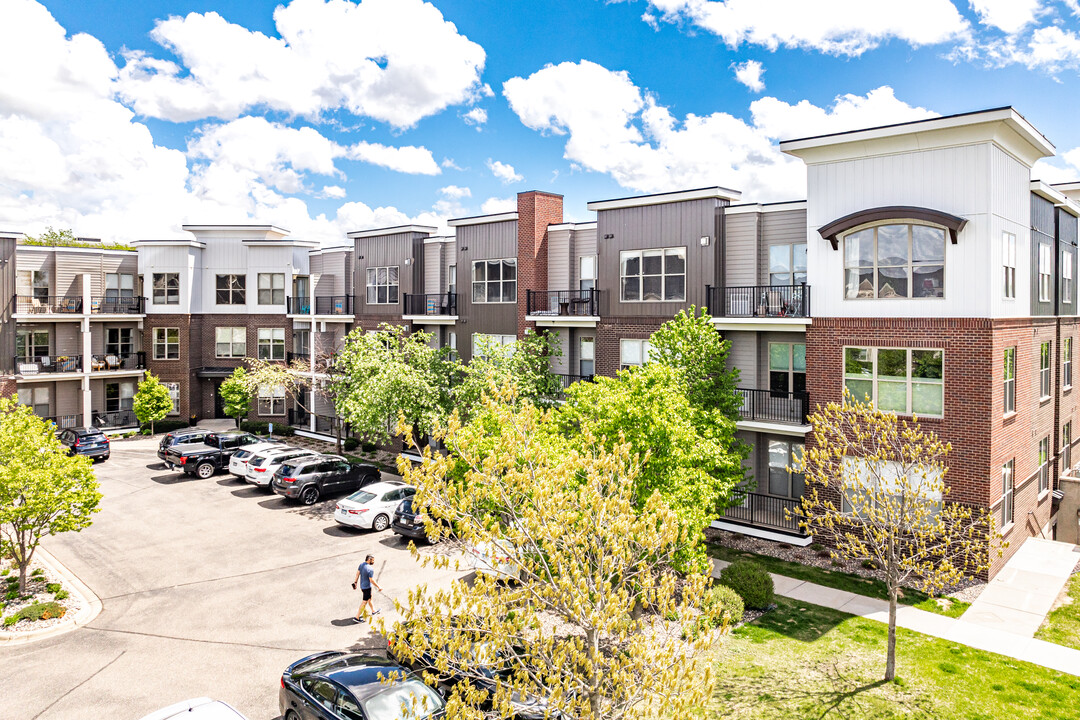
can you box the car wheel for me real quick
[195,462,215,479]
[372,514,390,532]
[284,712,301,720]
[300,486,320,505]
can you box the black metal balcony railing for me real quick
[720,490,806,535]
[90,352,145,372]
[556,373,595,391]
[315,295,352,315]
[91,409,138,430]
[15,295,83,314]
[91,296,144,314]
[14,355,83,374]
[41,414,81,430]
[315,414,339,435]
[403,292,458,316]
[288,408,310,428]
[706,284,810,318]
[286,297,311,315]
[526,289,599,317]
[737,388,809,425]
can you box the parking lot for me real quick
[0,432,464,720]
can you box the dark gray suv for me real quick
[271,455,381,505]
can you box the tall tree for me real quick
[0,398,101,593]
[649,305,742,419]
[133,371,173,434]
[454,329,562,418]
[794,390,1002,681]
[219,368,252,428]
[387,387,722,720]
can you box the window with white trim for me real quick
[620,248,685,302]
[620,339,653,370]
[580,336,595,376]
[768,440,805,499]
[1064,251,1073,304]
[840,456,943,517]
[365,266,399,304]
[1039,243,1052,302]
[154,327,179,360]
[471,259,516,303]
[843,347,943,417]
[257,273,285,305]
[152,273,179,305]
[579,256,597,292]
[257,385,286,416]
[1040,341,1052,400]
[1002,459,1014,527]
[1065,422,1073,475]
[471,333,515,359]
[1003,347,1016,415]
[106,273,134,300]
[769,243,807,286]
[1066,338,1074,390]
[216,274,246,305]
[1039,436,1050,495]
[844,223,945,299]
[215,327,246,358]
[164,382,180,416]
[257,328,285,361]
[1003,232,1016,299]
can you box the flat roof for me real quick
[447,212,518,227]
[182,224,290,235]
[548,221,597,231]
[587,186,741,211]
[346,224,438,239]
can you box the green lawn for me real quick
[708,543,970,618]
[712,598,1080,719]
[1035,574,1080,651]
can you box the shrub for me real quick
[810,543,825,552]
[706,583,745,626]
[53,590,69,601]
[141,428,152,435]
[239,421,295,437]
[361,441,378,452]
[31,568,44,578]
[1,569,8,577]
[719,560,775,609]
[142,419,193,435]
[4,590,17,601]
[343,437,360,451]
[45,583,61,594]
[3,616,16,627]
[14,601,65,622]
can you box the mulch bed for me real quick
[0,558,82,634]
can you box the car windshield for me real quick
[234,450,250,459]
[398,497,413,514]
[361,680,444,720]
[347,491,377,504]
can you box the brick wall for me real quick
[144,313,196,421]
[516,191,563,337]
[595,317,668,377]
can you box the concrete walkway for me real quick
[712,548,1080,677]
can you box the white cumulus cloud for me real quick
[439,185,472,199]
[481,197,517,214]
[733,59,765,92]
[320,185,347,199]
[970,0,1042,34]
[463,107,488,127]
[487,158,524,183]
[343,141,440,175]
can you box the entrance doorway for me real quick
[213,381,227,419]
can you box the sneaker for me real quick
[353,617,365,624]
[372,609,381,616]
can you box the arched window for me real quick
[843,223,946,299]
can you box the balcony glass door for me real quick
[579,336,595,376]
[768,343,806,396]
[767,440,805,499]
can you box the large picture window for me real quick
[258,273,285,305]
[840,456,943,516]
[106,328,133,356]
[620,339,653,370]
[844,346,944,417]
[257,328,285,361]
[769,243,807,286]
[365,266,399,304]
[16,330,49,360]
[471,333,515,359]
[153,273,179,305]
[471,259,516,303]
[1003,347,1016,415]
[215,327,247,358]
[843,223,945,299]
[768,440,805,499]
[106,273,134,300]
[216,274,246,305]
[258,385,286,416]
[17,386,49,417]
[17,270,49,301]
[105,381,135,412]
[620,248,685,302]
[154,328,179,360]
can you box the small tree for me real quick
[219,368,252,428]
[794,390,1003,681]
[133,371,173,434]
[0,398,101,593]
[454,329,562,417]
[649,305,742,419]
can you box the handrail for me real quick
[706,284,810,318]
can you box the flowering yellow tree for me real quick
[793,390,1002,681]
[385,386,723,720]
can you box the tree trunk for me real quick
[335,420,343,455]
[17,535,28,594]
[886,583,898,681]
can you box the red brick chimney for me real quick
[516,190,563,337]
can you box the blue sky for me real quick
[3,0,1080,242]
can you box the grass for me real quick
[1035,574,1080,651]
[21,238,136,252]
[707,543,969,617]
[713,597,1080,719]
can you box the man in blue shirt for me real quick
[351,554,382,623]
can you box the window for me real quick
[257,273,285,305]
[471,333,515,359]
[447,331,457,352]
[17,270,49,301]
[106,273,134,300]
[579,255,597,292]
[620,248,686,302]
[106,328,133,356]
[1002,459,1015,527]
[1003,348,1016,415]
[769,243,807,286]
[154,328,179,360]
[1039,436,1050,495]
[257,328,285,361]
[1064,251,1074,304]
[215,327,247,358]
[365,266,399,305]
[844,224,945,299]
[293,276,309,301]
[16,330,49,359]
[769,343,806,396]
[840,456,943,517]
[768,440,805,499]
[1040,342,1052,400]
[843,347,944,416]
[448,264,456,294]
[164,382,180,416]
[620,339,653,370]
[1003,232,1016,299]
[1066,338,1073,390]
[1065,422,1073,475]
[152,273,179,305]
[215,274,246,305]
[105,381,135,412]
[17,387,50,416]
[1039,243,1052,302]
[471,259,517,303]
[258,385,286,416]
[580,336,595,376]
[294,329,310,357]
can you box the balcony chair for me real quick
[105,354,121,370]
[91,356,106,371]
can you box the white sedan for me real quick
[227,442,285,477]
[244,447,319,487]
[335,481,414,532]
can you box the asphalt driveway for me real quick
[0,434,463,720]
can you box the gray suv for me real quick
[271,455,381,505]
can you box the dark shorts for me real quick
[362,587,372,601]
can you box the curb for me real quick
[0,547,102,646]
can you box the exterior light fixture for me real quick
[699,236,711,247]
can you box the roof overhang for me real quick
[347,225,438,239]
[817,206,968,250]
[182,225,290,241]
[587,186,741,211]
[447,212,518,227]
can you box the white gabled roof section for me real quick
[1032,180,1080,217]
[587,186,741,211]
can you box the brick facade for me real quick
[595,317,668,377]
[516,191,562,338]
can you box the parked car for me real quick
[157,428,208,462]
[245,447,321,488]
[165,431,261,478]
[391,496,444,544]
[468,539,522,581]
[58,427,110,462]
[334,481,413,532]
[271,455,381,505]
[228,441,286,478]
[280,651,444,720]
[138,697,249,720]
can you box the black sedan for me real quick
[279,651,444,720]
[58,427,110,462]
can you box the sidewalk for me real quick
[711,554,1080,677]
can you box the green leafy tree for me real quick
[219,368,252,428]
[649,305,742,419]
[0,398,101,593]
[132,371,173,434]
[454,329,562,418]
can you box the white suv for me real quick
[244,447,319,488]
[228,442,285,478]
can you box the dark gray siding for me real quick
[758,209,808,285]
[354,231,427,317]
[455,220,518,362]
[0,237,14,372]
[1058,208,1078,317]
[1032,193,1056,316]
[596,198,722,318]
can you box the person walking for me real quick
[352,554,382,623]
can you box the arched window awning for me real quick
[817,206,968,250]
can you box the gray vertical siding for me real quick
[423,243,444,295]
[758,209,808,285]
[1058,208,1078,317]
[455,220,519,362]
[571,226,598,288]
[723,212,759,287]
[722,330,757,389]
[548,228,571,290]
[0,237,14,372]
[1032,193,1056,316]
[354,231,429,317]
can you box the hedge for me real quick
[718,559,775,609]
[239,421,295,437]
[140,419,191,435]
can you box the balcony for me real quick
[288,408,310,428]
[717,490,808,539]
[90,352,146,372]
[736,388,810,430]
[14,355,83,376]
[403,292,458,321]
[90,296,144,314]
[14,295,83,315]
[91,409,138,430]
[554,373,595,397]
[286,351,308,365]
[286,296,353,317]
[41,414,81,430]
[525,289,599,327]
[705,284,810,330]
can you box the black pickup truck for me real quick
[165,430,261,478]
